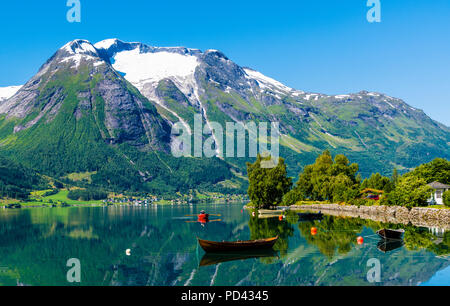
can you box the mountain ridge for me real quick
[0,38,448,194]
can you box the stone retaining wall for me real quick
[290,204,450,229]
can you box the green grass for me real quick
[292,200,331,206]
[428,205,450,209]
[30,189,103,206]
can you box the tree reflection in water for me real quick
[248,214,295,261]
[0,206,449,285]
[297,215,364,259]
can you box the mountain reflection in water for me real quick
[0,204,448,286]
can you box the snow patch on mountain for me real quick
[110,46,205,130]
[244,68,294,93]
[94,38,118,50]
[111,48,199,88]
[60,40,101,69]
[0,85,22,101]
[367,92,380,97]
[384,100,396,109]
[335,95,350,99]
[62,39,98,55]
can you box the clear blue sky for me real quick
[0,0,449,126]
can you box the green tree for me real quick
[282,188,304,206]
[361,172,394,192]
[443,190,450,207]
[404,158,450,184]
[293,151,360,203]
[386,176,433,208]
[247,155,292,209]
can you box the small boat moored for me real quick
[198,236,278,253]
[377,228,405,240]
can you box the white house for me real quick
[427,181,450,205]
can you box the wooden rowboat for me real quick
[197,236,278,253]
[376,228,405,240]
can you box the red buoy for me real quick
[279,215,283,221]
[357,236,364,245]
[311,227,317,236]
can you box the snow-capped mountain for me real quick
[0,38,448,185]
[0,39,172,164]
[94,38,307,113]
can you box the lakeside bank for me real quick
[290,204,450,230]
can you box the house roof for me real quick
[427,181,450,189]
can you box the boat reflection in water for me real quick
[377,239,404,253]
[298,211,323,222]
[199,249,279,267]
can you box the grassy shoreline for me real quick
[1,188,249,209]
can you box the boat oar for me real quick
[184,219,222,223]
[184,214,222,217]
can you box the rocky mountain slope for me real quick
[0,38,449,193]
[0,39,234,194]
[94,38,450,177]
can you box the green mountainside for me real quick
[94,39,449,178]
[0,40,238,195]
[0,156,47,199]
[0,38,449,195]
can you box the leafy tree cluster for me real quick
[360,172,394,193]
[247,155,292,209]
[381,158,449,208]
[276,153,447,208]
[404,158,450,184]
[382,176,433,208]
[67,189,108,201]
[289,150,360,203]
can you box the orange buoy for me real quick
[278,215,283,221]
[357,236,364,245]
[311,227,317,236]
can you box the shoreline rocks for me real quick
[289,204,450,230]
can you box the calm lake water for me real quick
[0,203,449,286]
